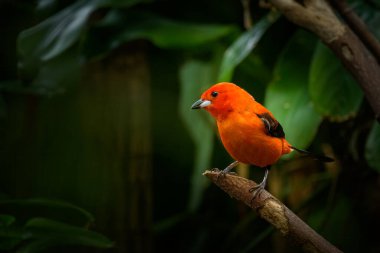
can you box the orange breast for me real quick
[217,112,291,167]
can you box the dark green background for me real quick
[1,0,380,252]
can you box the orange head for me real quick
[191,82,254,120]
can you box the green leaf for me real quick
[265,30,321,149]
[0,227,27,250]
[218,11,280,82]
[135,18,234,49]
[18,0,93,72]
[17,0,147,94]
[0,216,28,250]
[0,215,15,227]
[98,0,152,7]
[17,218,113,252]
[85,10,235,58]
[16,238,59,253]
[19,0,146,61]
[1,52,79,95]
[365,122,380,172]
[0,198,94,226]
[309,42,363,121]
[179,60,216,212]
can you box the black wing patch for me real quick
[257,113,285,138]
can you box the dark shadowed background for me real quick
[1,0,380,252]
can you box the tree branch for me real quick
[241,0,253,29]
[268,0,380,122]
[203,170,343,253]
[329,0,380,64]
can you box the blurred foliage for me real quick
[1,0,380,252]
[365,122,380,172]
[218,11,280,82]
[0,198,112,252]
[265,30,321,150]
[309,42,363,121]
[179,60,216,212]
[85,10,236,58]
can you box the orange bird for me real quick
[191,82,332,197]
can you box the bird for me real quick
[191,82,333,199]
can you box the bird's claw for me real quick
[249,184,265,204]
[216,169,237,182]
[216,170,227,182]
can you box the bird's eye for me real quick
[211,91,218,98]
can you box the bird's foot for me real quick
[249,181,266,204]
[216,168,237,182]
[249,167,269,203]
[214,161,239,182]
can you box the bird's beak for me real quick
[191,99,211,109]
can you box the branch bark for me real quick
[203,170,343,253]
[268,0,380,122]
[329,0,380,63]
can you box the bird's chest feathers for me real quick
[216,111,283,166]
[217,111,264,149]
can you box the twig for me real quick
[242,0,253,29]
[267,0,380,122]
[203,170,343,253]
[329,0,380,64]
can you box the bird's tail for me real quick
[290,146,334,163]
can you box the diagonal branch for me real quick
[329,0,380,64]
[268,0,380,122]
[203,170,343,253]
